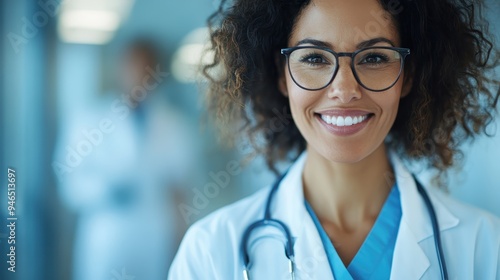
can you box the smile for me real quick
[320,114,369,127]
[315,111,374,136]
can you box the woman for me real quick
[169,0,500,279]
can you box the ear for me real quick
[400,67,413,98]
[278,74,289,97]
[275,54,289,97]
[401,76,412,98]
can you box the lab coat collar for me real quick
[390,152,459,241]
[270,151,308,245]
[269,151,460,279]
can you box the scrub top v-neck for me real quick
[305,183,402,280]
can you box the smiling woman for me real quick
[168,0,500,279]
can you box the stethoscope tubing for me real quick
[416,180,449,280]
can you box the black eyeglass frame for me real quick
[280,46,411,92]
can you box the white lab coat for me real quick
[168,152,500,279]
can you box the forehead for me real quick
[290,0,400,49]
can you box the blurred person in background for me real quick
[53,39,198,280]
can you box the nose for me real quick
[327,59,362,103]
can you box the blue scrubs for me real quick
[305,184,402,279]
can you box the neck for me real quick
[303,144,394,230]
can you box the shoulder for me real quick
[168,186,272,279]
[194,186,271,233]
[431,188,500,235]
[428,189,500,277]
[392,152,500,237]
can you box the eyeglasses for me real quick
[280,46,410,92]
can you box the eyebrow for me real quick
[295,37,396,49]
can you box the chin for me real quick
[311,143,371,165]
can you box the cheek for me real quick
[384,98,400,128]
[287,84,319,123]
[285,71,320,106]
[373,88,402,126]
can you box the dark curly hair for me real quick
[202,0,500,181]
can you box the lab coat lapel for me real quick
[390,153,459,279]
[271,152,335,279]
[293,211,335,279]
[390,220,431,279]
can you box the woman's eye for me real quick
[360,54,389,64]
[300,54,328,65]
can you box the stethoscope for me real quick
[240,173,449,280]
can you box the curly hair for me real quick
[202,0,500,179]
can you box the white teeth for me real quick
[336,117,345,126]
[320,114,368,126]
